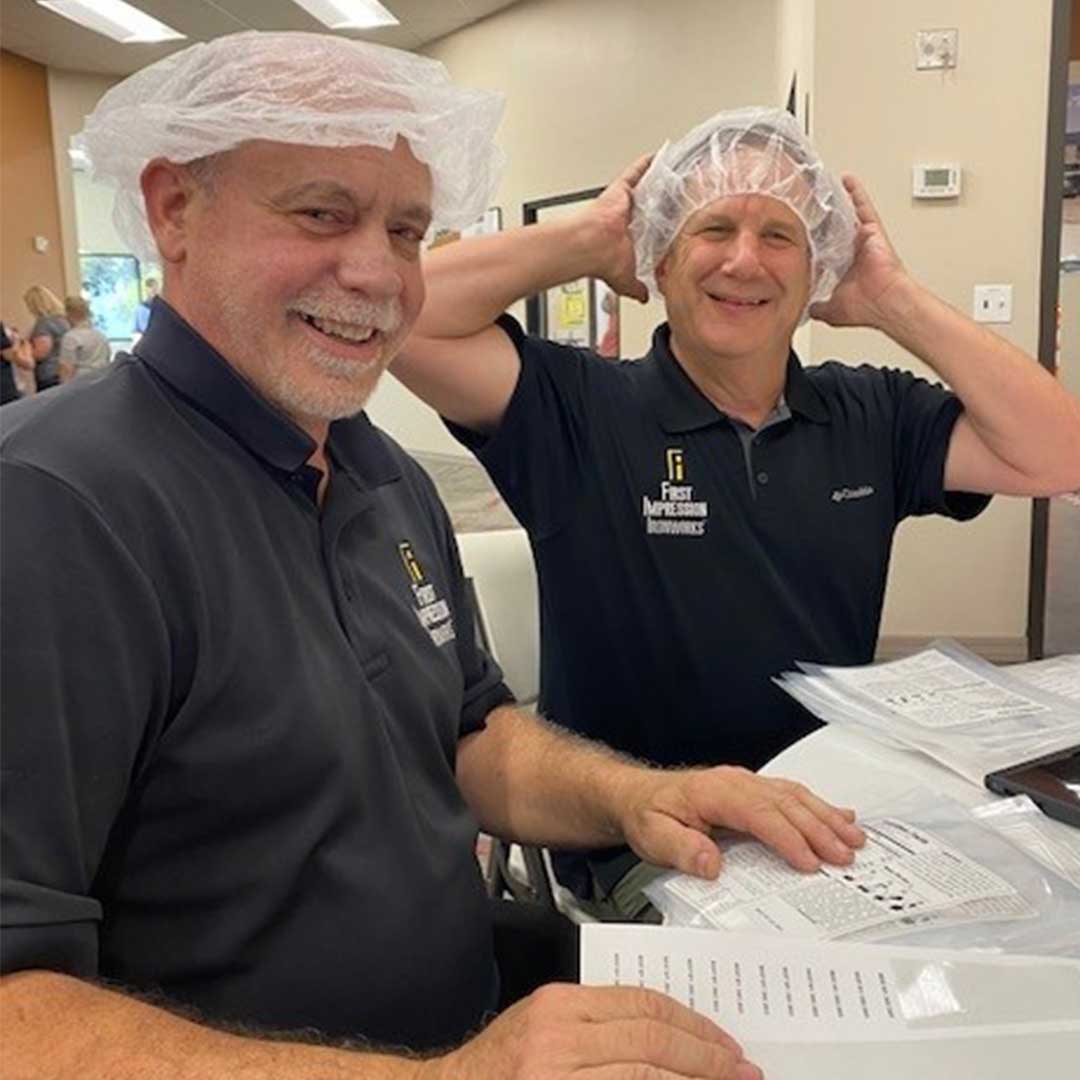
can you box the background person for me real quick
[22,284,69,392]
[1,322,35,405]
[59,295,111,381]
[131,275,158,343]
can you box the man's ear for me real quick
[140,158,199,264]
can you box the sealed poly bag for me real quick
[645,788,1080,958]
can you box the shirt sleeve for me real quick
[30,317,53,345]
[445,314,599,541]
[1,462,171,978]
[881,366,992,522]
[59,331,78,369]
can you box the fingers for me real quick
[575,1018,743,1078]
[568,985,741,1052]
[833,172,885,232]
[742,783,864,872]
[582,1062,762,1080]
[619,152,654,189]
[640,810,723,880]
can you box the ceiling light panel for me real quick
[292,0,400,30]
[36,0,185,44]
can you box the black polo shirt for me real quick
[449,317,989,887]
[1,300,514,1048]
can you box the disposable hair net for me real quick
[74,31,505,263]
[631,107,857,317]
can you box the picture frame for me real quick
[523,188,621,357]
[427,206,503,250]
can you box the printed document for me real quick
[580,924,1080,1042]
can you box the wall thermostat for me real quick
[913,164,961,199]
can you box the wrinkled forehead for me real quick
[684,190,808,236]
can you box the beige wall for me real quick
[0,50,65,331]
[47,67,122,292]
[808,0,1054,651]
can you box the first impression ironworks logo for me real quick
[398,541,456,647]
[641,448,709,537]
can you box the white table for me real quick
[747,725,1080,1079]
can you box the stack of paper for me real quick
[774,640,1080,785]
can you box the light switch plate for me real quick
[973,284,1012,324]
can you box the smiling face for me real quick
[655,191,812,377]
[164,138,432,439]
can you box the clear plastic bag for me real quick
[645,787,1080,958]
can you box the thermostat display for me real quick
[913,164,961,198]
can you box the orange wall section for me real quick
[1,50,66,333]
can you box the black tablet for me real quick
[985,746,1080,830]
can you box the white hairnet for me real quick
[74,31,505,262]
[631,107,856,316]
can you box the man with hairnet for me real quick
[393,107,1080,918]
[0,35,865,1080]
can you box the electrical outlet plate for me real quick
[916,29,958,70]
[973,284,1013,324]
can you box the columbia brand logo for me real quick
[831,485,875,503]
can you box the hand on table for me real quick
[419,983,762,1080]
[620,765,866,880]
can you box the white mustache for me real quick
[288,291,403,334]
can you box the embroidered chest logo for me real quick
[398,541,456,647]
[641,447,710,537]
[831,485,875,503]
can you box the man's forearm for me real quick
[877,279,1080,493]
[0,971,423,1080]
[414,216,603,340]
[456,706,656,848]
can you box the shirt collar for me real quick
[134,299,400,489]
[642,323,831,433]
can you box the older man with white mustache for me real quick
[0,33,865,1080]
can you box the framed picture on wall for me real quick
[426,206,503,250]
[78,253,141,341]
[523,187,622,357]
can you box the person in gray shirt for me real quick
[23,285,69,392]
[59,296,111,381]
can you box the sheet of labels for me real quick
[661,818,1033,940]
[581,924,1080,1043]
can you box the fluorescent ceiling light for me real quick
[36,0,185,44]
[292,0,400,30]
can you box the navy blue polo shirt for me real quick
[1,300,513,1048]
[449,316,988,886]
